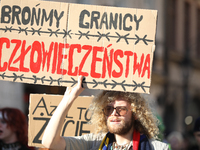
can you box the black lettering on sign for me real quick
[49,106,57,116]
[61,120,74,136]
[84,109,91,121]
[0,5,64,28]
[54,10,64,28]
[79,121,90,136]
[22,7,31,25]
[32,97,49,116]
[31,7,41,26]
[100,12,108,29]
[77,107,86,120]
[1,5,11,23]
[79,10,90,28]
[134,15,143,30]
[32,117,50,144]
[75,121,79,136]
[91,11,100,29]
[123,13,132,31]
[109,13,118,30]
[41,9,53,27]
[79,9,144,31]
[119,13,122,30]
[65,114,73,119]
[12,5,21,25]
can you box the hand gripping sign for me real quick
[0,0,157,93]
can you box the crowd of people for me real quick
[165,117,200,150]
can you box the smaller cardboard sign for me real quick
[28,94,94,147]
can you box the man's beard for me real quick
[107,117,133,135]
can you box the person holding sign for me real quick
[42,76,169,150]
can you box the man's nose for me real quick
[111,108,119,116]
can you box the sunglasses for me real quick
[102,106,128,116]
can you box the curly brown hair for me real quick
[89,90,159,139]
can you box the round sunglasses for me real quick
[102,106,128,116]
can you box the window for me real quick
[166,0,176,50]
[196,8,200,57]
[184,2,191,52]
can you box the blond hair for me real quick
[89,90,159,139]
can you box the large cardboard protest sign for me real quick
[0,0,157,93]
[28,94,94,147]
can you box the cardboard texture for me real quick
[28,94,94,147]
[0,0,157,93]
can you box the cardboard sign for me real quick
[0,0,157,93]
[28,94,94,147]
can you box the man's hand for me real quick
[64,76,85,103]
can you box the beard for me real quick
[107,117,133,135]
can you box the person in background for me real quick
[167,131,185,150]
[0,107,34,150]
[192,117,200,150]
[42,76,169,150]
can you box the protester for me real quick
[0,107,33,150]
[167,131,185,150]
[42,76,169,150]
[191,117,200,150]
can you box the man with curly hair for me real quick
[42,76,169,150]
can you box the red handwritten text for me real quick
[0,37,151,79]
